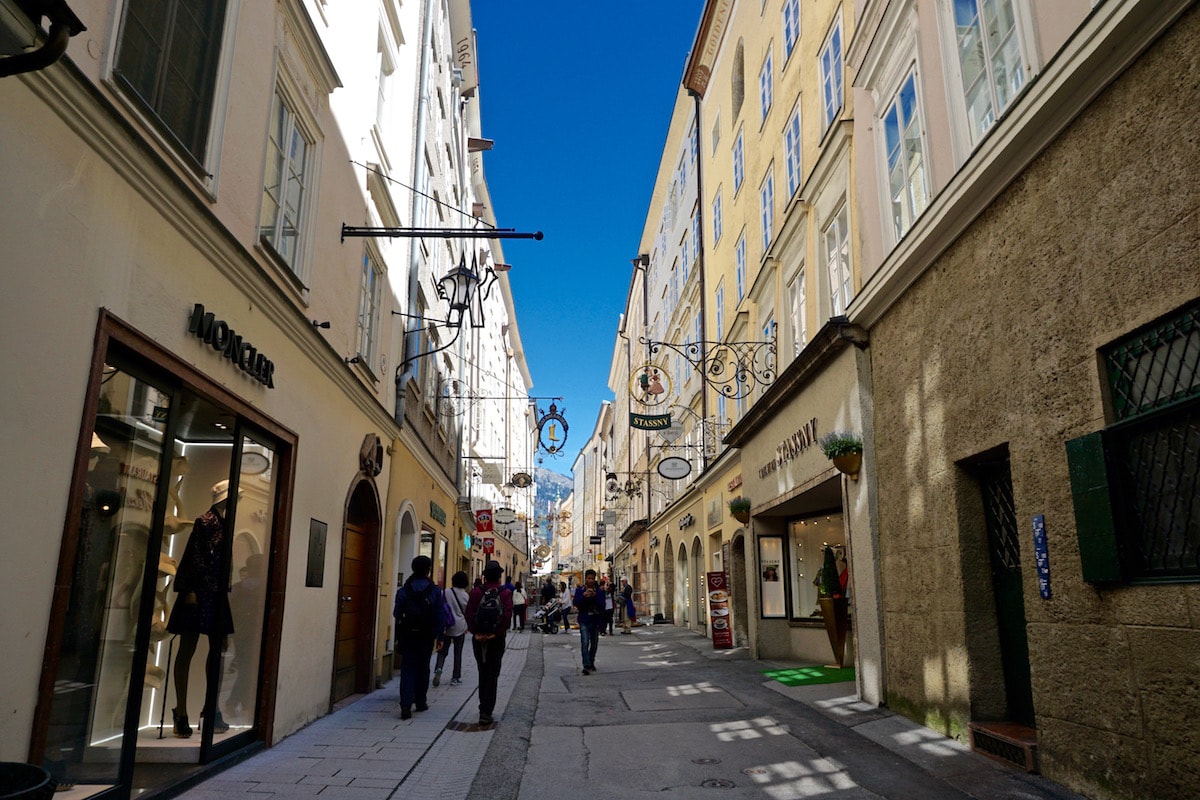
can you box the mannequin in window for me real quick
[167,480,237,737]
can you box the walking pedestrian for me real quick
[511,581,527,631]
[465,560,512,726]
[392,556,444,720]
[540,577,556,605]
[573,569,605,674]
[433,571,469,686]
[621,579,636,634]
[558,581,571,633]
[601,577,615,635]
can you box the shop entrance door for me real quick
[979,459,1036,726]
[333,522,367,702]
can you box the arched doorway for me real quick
[675,542,690,626]
[731,533,749,648]
[690,537,704,633]
[333,479,381,703]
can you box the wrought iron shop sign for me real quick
[630,412,671,430]
[429,502,447,525]
[187,303,275,387]
[537,402,569,455]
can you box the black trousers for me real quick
[471,634,506,717]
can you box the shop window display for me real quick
[789,515,847,619]
[41,355,280,797]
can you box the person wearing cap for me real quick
[464,560,513,725]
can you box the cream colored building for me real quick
[0,0,532,796]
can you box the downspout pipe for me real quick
[688,90,710,469]
[0,20,72,78]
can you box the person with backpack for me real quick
[433,571,470,687]
[464,560,512,726]
[393,556,444,720]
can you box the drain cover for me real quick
[742,767,768,775]
[692,758,721,765]
[701,779,736,789]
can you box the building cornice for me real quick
[683,0,735,97]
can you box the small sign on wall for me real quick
[306,519,327,588]
[1032,514,1051,599]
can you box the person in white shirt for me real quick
[433,571,470,686]
[511,582,528,631]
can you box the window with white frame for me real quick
[376,32,394,132]
[733,129,745,192]
[819,16,844,132]
[260,88,314,276]
[760,168,775,252]
[113,0,229,163]
[713,190,724,243]
[884,68,929,240]
[759,47,773,124]
[691,119,700,166]
[681,235,690,282]
[824,203,852,316]
[732,40,745,119]
[356,249,382,367]
[952,0,1025,145]
[715,281,725,340]
[735,234,746,302]
[788,267,808,356]
[783,0,801,58]
[692,211,701,263]
[711,111,721,154]
[785,103,803,197]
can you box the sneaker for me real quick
[432,669,441,687]
[478,714,494,726]
[415,704,429,712]
[400,707,412,720]
[449,678,462,686]
[581,667,592,675]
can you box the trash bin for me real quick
[0,763,54,800]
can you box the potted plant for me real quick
[814,545,850,668]
[819,430,863,480]
[728,497,751,524]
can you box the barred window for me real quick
[1101,301,1200,579]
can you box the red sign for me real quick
[707,572,733,649]
[475,508,494,533]
[482,537,495,555]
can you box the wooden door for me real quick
[333,522,367,702]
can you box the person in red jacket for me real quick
[464,560,512,726]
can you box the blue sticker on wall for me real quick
[1032,514,1051,599]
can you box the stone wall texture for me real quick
[868,6,1200,800]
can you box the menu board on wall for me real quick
[707,572,733,649]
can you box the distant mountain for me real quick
[534,467,572,512]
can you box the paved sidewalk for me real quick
[175,631,532,800]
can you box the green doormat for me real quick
[763,666,855,686]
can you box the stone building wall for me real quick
[867,6,1200,799]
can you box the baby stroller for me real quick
[530,598,561,634]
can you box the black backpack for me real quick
[473,587,503,635]
[395,582,436,638]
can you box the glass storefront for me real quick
[39,332,287,799]
[788,514,847,618]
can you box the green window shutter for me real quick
[1065,432,1125,583]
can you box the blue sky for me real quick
[471,2,706,472]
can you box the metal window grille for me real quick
[979,460,1020,571]
[1102,300,1200,578]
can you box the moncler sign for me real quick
[187,303,275,388]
